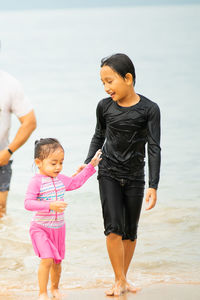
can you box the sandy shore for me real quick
[1,284,200,300]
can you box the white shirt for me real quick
[0,70,33,150]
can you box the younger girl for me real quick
[25,138,101,300]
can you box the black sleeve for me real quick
[147,103,161,189]
[84,100,106,164]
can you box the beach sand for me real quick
[1,284,200,300]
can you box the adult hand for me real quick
[90,149,102,167]
[145,188,157,210]
[50,201,67,212]
[72,164,87,177]
[0,149,11,166]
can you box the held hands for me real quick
[0,149,11,166]
[90,149,102,167]
[72,164,87,177]
[50,201,67,212]
[145,188,157,210]
[72,149,102,176]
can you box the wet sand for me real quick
[1,284,200,300]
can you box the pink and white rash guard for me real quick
[25,163,96,229]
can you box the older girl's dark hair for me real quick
[34,138,64,160]
[101,53,136,86]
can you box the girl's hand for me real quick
[72,149,102,176]
[145,188,157,210]
[50,201,67,212]
[90,149,102,167]
[72,164,87,177]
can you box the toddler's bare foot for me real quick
[106,284,115,296]
[126,281,141,293]
[38,293,50,300]
[51,288,62,299]
[106,280,127,296]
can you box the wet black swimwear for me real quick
[99,176,144,241]
[85,94,161,189]
[85,94,161,240]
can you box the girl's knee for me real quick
[107,233,122,241]
[41,258,53,268]
[52,261,61,269]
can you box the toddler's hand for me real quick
[72,164,87,177]
[90,149,102,167]
[50,201,67,212]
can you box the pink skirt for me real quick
[29,222,66,264]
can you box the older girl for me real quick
[77,53,161,296]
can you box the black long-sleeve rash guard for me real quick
[85,94,161,189]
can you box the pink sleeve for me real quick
[24,176,50,212]
[58,163,96,191]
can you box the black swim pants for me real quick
[98,176,144,241]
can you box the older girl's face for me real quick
[100,65,131,102]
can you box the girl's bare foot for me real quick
[106,280,127,296]
[51,288,62,299]
[126,281,141,293]
[106,285,115,296]
[38,293,50,300]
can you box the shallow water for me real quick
[0,3,200,292]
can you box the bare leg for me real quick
[0,191,8,218]
[123,239,136,277]
[123,239,140,293]
[50,262,62,299]
[38,258,53,299]
[106,233,126,296]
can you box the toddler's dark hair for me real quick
[101,53,136,86]
[34,138,64,160]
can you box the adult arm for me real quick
[9,110,36,153]
[0,75,37,166]
[0,110,36,166]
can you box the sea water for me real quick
[0,3,199,292]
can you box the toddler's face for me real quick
[35,148,64,177]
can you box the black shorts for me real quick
[0,161,13,192]
[98,176,144,241]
